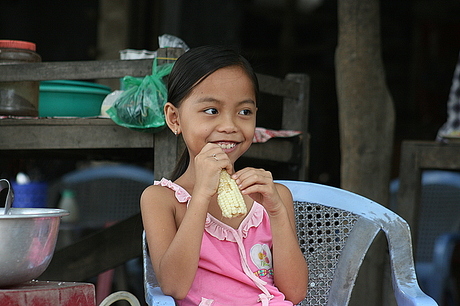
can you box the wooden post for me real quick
[154,48,185,180]
[335,0,395,304]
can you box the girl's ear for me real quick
[164,102,180,135]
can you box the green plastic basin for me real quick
[39,80,111,117]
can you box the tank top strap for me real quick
[154,178,191,203]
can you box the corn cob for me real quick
[217,170,247,218]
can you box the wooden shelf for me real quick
[0,117,154,150]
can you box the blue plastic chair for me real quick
[390,170,460,304]
[58,164,154,229]
[143,181,437,306]
[55,164,154,304]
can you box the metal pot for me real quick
[0,179,68,287]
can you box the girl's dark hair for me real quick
[168,45,259,180]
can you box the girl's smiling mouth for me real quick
[215,141,238,152]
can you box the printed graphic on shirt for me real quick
[250,244,274,278]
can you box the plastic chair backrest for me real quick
[143,181,437,306]
[280,181,436,306]
[390,170,460,262]
[58,164,154,228]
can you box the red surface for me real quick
[0,40,36,51]
[0,281,96,306]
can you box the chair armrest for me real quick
[387,219,438,306]
[394,294,440,306]
[145,284,175,306]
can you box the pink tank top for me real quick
[155,179,294,306]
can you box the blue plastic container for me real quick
[11,181,48,208]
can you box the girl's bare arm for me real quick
[270,184,308,304]
[141,185,211,300]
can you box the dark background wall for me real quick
[1,0,460,187]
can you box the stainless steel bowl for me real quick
[0,207,69,287]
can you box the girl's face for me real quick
[168,65,257,163]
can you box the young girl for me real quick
[141,45,308,305]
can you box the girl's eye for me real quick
[239,109,253,116]
[204,108,218,115]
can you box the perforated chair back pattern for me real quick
[294,201,357,305]
[58,164,154,229]
[143,181,437,306]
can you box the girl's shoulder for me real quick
[140,181,184,225]
[141,183,175,209]
[274,182,293,203]
[142,182,172,198]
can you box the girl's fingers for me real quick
[197,144,233,173]
[233,167,281,204]
[192,144,234,196]
[234,168,273,189]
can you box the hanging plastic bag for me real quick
[107,58,174,132]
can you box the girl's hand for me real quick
[232,168,284,215]
[192,143,232,198]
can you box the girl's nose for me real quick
[217,115,238,133]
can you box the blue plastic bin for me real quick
[11,181,48,208]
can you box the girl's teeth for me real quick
[219,143,235,149]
